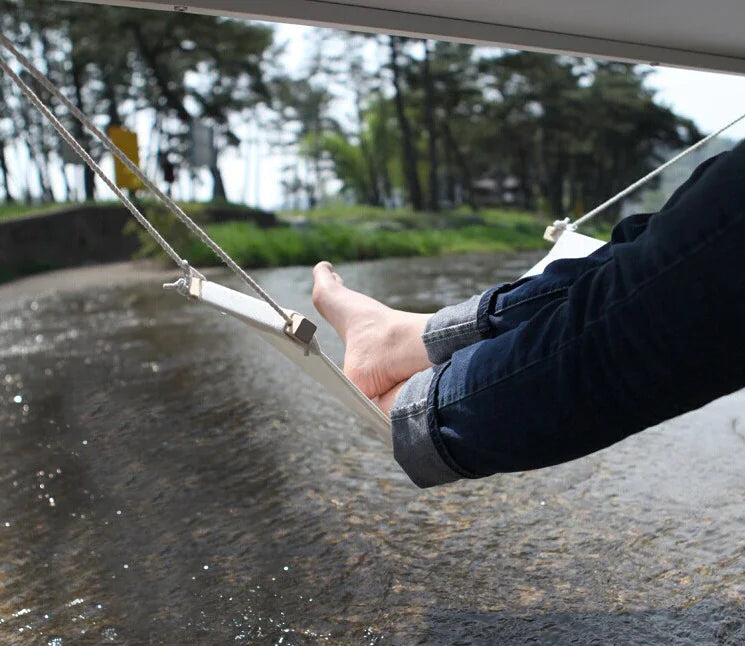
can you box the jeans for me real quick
[390,142,745,488]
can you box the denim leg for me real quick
[480,152,730,342]
[480,214,650,339]
[431,141,745,479]
[419,155,726,368]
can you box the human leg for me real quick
[404,141,745,485]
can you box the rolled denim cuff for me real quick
[390,366,462,488]
[421,294,485,364]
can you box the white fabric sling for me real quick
[522,230,606,278]
[180,275,393,442]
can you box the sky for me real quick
[643,65,745,139]
[8,21,745,210]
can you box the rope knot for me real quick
[543,218,573,242]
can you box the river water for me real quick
[1,253,744,645]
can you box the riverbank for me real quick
[0,201,612,282]
[133,204,578,268]
[0,201,276,283]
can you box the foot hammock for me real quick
[2,33,742,443]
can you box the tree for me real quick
[389,36,424,211]
[124,11,273,201]
[272,77,338,208]
[420,40,440,210]
[426,41,483,209]
[0,76,15,202]
[0,3,702,217]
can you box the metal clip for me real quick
[285,313,317,356]
[163,277,188,293]
[163,260,203,300]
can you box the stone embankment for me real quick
[0,204,276,282]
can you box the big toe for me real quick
[312,261,343,290]
[313,262,340,298]
[312,261,349,332]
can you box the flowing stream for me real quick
[1,252,744,645]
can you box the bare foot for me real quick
[311,261,433,413]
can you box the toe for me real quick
[312,261,334,285]
[312,261,348,335]
[313,261,343,286]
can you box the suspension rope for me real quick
[0,33,292,326]
[568,109,745,230]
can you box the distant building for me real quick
[472,172,525,208]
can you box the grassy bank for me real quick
[0,201,85,221]
[1,200,613,282]
[133,206,567,268]
[183,221,546,267]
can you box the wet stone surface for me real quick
[0,253,744,645]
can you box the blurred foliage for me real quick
[123,202,212,259]
[0,0,273,202]
[0,1,702,223]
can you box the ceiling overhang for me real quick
[63,0,745,75]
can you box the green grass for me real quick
[123,201,561,268]
[175,204,614,268]
[0,201,83,221]
[281,202,415,223]
[178,215,551,269]
[2,199,613,273]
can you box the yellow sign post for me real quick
[108,126,143,191]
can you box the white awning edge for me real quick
[63,0,745,75]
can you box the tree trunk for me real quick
[548,146,567,217]
[71,56,96,201]
[103,71,123,126]
[0,81,12,202]
[389,37,423,211]
[441,119,475,210]
[442,133,456,205]
[375,98,394,205]
[26,137,54,202]
[209,163,227,202]
[36,33,57,202]
[422,40,440,211]
[0,142,14,203]
[61,162,72,202]
[354,91,381,206]
[311,121,323,207]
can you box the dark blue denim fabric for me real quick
[479,153,726,344]
[430,145,745,479]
